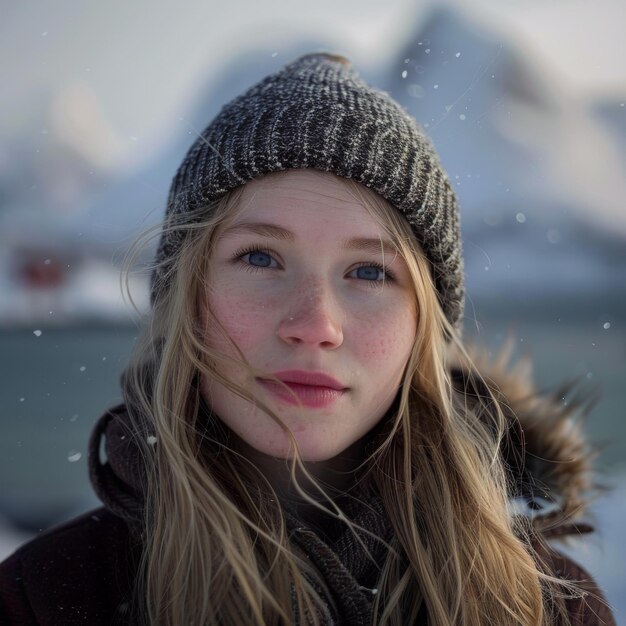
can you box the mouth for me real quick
[256,379,347,408]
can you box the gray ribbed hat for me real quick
[154,52,464,329]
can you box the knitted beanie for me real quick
[153,51,464,330]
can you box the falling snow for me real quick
[67,451,82,463]
[603,322,611,329]
[147,435,158,445]
[516,213,526,223]
[33,330,42,337]
[547,229,561,244]
[407,84,424,98]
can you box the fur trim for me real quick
[449,338,599,539]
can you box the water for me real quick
[0,325,137,528]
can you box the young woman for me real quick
[0,52,616,625]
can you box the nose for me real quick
[277,278,344,349]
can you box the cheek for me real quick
[204,283,276,351]
[356,305,416,364]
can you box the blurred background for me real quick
[1,0,624,618]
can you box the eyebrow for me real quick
[221,222,398,255]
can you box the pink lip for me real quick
[270,370,347,390]
[257,370,348,408]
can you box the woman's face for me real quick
[200,169,417,462]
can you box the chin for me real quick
[305,443,361,463]
[260,436,346,463]
[294,449,341,463]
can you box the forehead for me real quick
[234,169,384,225]
[219,170,400,256]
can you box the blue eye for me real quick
[354,266,384,281]
[350,262,394,284]
[234,247,279,272]
[246,250,273,267]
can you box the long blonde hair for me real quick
[121,170,574,625]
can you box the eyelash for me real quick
[232,245,396,284]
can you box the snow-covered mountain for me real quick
[385,5,626,300]
[592,98,626,165]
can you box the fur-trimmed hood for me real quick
[450,341,597,539]
[88,342,599,540]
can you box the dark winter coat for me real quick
[0,350,617,625]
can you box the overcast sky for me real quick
[2,0,625,172]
